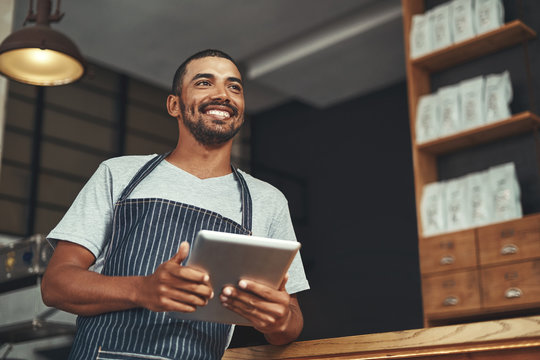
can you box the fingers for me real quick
[236,279,289,303]
[170,241,190,265]
[279,273,289,291]
[168,263,210,284]
[221,285,287,318]
[163,287,210,307]
[219,279,291,331]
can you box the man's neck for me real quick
[166,136,233,179]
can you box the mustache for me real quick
[198,101,239,117]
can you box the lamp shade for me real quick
[0,25,86,86]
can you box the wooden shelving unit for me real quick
[417,111,540,155]
[402,0,540,326]
[412,20,536,72]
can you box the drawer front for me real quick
[419,230,477,274]
[478,215,540,266]
[481,260,540,309]
[422,270,481,315]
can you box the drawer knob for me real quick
[501,244,518,255]
[505,287,522,299]
[440,255,455,265]
[443,296,459,306]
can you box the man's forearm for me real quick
[264,298,304,345]
[41,264,142,316]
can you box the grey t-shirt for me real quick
[48,154,309,294]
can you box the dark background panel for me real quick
[230,82,423,347]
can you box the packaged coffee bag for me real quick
[459,75,485,130]
[445,176,470,232]
[416,93,440,143]
[466,171,493,227]
[485,70,512,123]
[451,0,476,43]
[438,85,462,137]
[432,3,454,50]
[475,0,504,35]
[489,162,522,222]
[421,182,447,236]
[410,13,432,58]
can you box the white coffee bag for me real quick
[451,0,476,43]
[466,171,493,227]
[432,3,454,51]
[410,13,433,58]
[485,70,512,123]
[459,75,485,130]
[489,162,522,222]
[421,182,447,237]
[416,93,440,143]
[445,176,470,232]
[475,0,504,35]
[438,85,462,137]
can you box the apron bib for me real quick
[68,153,253,360]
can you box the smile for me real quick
[205,109,231,120]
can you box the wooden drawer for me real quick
[422,270,481,316]
[419,230,477,274]
[482,260,540,310]
[478,215,540,266]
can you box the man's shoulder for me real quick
[238,170,287,203]
[101,154,158,173]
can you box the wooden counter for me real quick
[223,316,540,359]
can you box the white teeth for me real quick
[206,109,230,118]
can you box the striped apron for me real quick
[68,153,253,360]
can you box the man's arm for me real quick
[41,241,214,316]
[219,276,304,345]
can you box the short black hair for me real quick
[171,49,241,96]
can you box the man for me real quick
[41,49,309,359]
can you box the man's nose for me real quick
[210,84,229,102]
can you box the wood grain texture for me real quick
[419,230,477,274]
[478,214,540,266]
[481,260,540,310]
[223,316,540,359]
[422,269,481,316]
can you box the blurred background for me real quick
[0,0,539,359]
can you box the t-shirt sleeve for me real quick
[47,163,115,259]
[270,200,310,295]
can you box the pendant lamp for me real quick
[0,0,85,86]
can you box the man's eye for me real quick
[229,84,242,92]
[196,80,211,86]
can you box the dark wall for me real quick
[230,81,423,347]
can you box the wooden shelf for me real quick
[412,20,536,73]
[417,111,540,155]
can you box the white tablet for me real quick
[167,230,301,326]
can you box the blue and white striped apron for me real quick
[68,153,253,360]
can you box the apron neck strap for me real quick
[118,152,253,231]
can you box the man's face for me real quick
[178,56,245,146]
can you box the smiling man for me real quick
[40,49,309,360]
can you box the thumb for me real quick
[170,241,190,265]
[279,272,289,291]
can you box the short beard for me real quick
[180,101,243,146]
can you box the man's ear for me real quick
[167,95,181,117]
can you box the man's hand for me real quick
[219,274,303,345]
[137,242,214,313]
